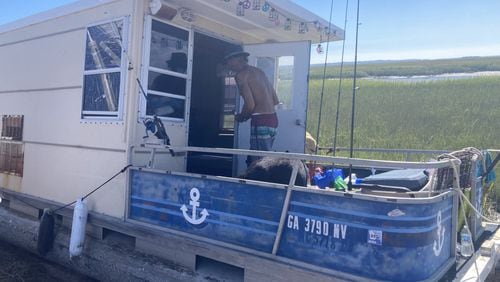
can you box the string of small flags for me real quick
[225,0,336,54]
[178,0,337,54]
[225,0,333,36]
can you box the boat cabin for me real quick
[1,1,495,281]
[0,0,342,217]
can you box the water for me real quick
[363,71,500,83]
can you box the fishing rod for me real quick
[332,0,350,156]
[313,0,336,155]
[348,0,361,190]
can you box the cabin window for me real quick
[142,19,189,121]
[0,115,24,176]
[220,77,237,131]
[81,18,129,119]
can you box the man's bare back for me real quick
[225,53,279,122]
[224,47,279,163]
[236,66,278,116]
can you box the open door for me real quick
[187,32,238,177]
[235,41,311,175]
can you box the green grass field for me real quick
[307,76,499,159]
[304,56,500,197]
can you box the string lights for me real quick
[175,0,334,39]
[262,1,270,12]
[252,0,261,10]
[179,8,195,22]
[218,0,332,36]
[242,0,251,9]
[284,18,292,31]
[174,1,335,57]
[237,1,245,16]
[298,22,308,34]
[316,43,324,54]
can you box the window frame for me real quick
[139,16,192,122]
[0,115,24,176]
[81,17,130,121]
[219,76,237,133]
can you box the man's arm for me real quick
[271,85,279,106]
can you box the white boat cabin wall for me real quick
[0,0,342,218]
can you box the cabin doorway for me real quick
[234,41,311,175]
[187,32,238,176]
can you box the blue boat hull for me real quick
[129,168,457,281]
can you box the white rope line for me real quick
[442,147,484,169]
[440,149,499,260]
[456,187,500,224]
[438,153,462,190]
[444,147,499,224]
[464,147,486,173]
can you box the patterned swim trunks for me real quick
[247,113,278,165]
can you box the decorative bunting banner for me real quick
[177,0,337,48]
[216,0,333,36]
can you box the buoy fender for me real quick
[37,208,55,256]
[69,198,88,258]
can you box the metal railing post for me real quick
[272,164,299,255]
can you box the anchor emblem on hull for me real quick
[433,210,445,256]
[180,188,209,225]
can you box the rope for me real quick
[456,187,500,224]
[6,193,42,210]
[2,165,131,214]
[52,164,132,213]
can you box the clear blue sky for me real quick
[1,0,499,63]
[295,0,500,63]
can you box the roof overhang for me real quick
[0,0,120,34]
[0,0,344,44]
[161,0,344,44]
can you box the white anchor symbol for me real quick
[433,210,445,256]
[180,188,209,225]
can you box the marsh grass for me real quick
[306,74,500,197]
[307,76,500,160]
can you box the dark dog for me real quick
[240,157,308,186]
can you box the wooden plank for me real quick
[9,198,39,218]
[135,237,197,270]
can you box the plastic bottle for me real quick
[460,225,473,257]
[344,173,357,184]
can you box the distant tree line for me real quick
[308,56,500,79]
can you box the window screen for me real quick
[144,19,189,120]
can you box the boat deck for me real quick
[454,223,500,281]
[0,187,499,281]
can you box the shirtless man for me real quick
[224,47,279,165]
